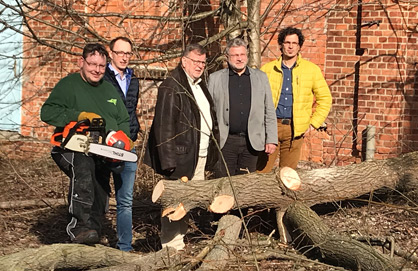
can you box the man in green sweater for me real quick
[41,43,131,245]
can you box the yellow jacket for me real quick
[261,55,332,137]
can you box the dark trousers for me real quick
[214,134,259,178]
[51,147,111,240]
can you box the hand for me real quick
[128,137,135,150]
[306,125,315,134]
[317,122,327,132]
[78,112,101,122]
[106,130,134,151]
[265,143,277,155]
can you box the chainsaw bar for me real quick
[88,143,138,162]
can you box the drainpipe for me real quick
[365,125,375,161]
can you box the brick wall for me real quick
[1,0,418,167]
[321,0,418,165]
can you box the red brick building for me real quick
[1,0,417,167]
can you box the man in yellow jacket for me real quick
[257,27,332,171]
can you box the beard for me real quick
[228,62,247,74]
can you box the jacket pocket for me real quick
[176,145,189,154]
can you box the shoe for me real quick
[73,229,100,245]
[161,234,185,251]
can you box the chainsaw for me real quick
[50,118,138,162]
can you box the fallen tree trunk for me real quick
[0,198,66,209]
[0,243,178,271]
[0,198,157,210]
[3,153,417,271]
[283,201,396,271]
[153,151,418,220]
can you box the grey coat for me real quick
[208,67,278,151]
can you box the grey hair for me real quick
[225,38,248,55]
[183,43,207,57]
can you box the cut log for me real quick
[166,203,186,221]
[162,207,176,217]
[152,169,296,217]
[153,151,418,217]
[197,214,242,270]
[283,201,396,271]
[280,166,301,190]
[209,195,235,213]
[0,243,179,271]
[152,180,165,203]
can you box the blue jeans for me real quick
[113,149,137,251]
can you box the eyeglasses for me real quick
[283,41,300,47]
[184,56,206,66]
[112,50,134,58]
[83,58,106,70]
[228,53,247,58]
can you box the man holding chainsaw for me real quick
[103,36,140,252]
[41,43,132,245]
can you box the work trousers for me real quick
[160,156,207,250]
[257,119,304,171]
[51,147,111,241]
[214,134,259,178]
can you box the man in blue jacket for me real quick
[103,36,140,252]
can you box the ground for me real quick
[0,156,417,270]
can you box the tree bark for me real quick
[197,214,242,270]
[0,198,66,209]
[149,152,418,270]
[0,243,179,271]
[221,0,242,40]
[247,0,262,68]
[153,151,418,219]
[283,201,396,271]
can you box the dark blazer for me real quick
[144,65,219,179]
[104,65,140,141]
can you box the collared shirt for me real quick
[108,63,132,97]
[276,62,294,119]
[184,70,213,157]
[228,67,251,134]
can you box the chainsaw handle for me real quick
[61,119,91,147]
[50,118,107,148]
[50,132,64,147]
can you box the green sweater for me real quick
[41,73,130,136]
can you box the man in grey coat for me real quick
[208,38,277,177]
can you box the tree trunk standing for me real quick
[221,0,242,40]
[247,0,262,68]
[284,202,396,271]
[154,152,418,219]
